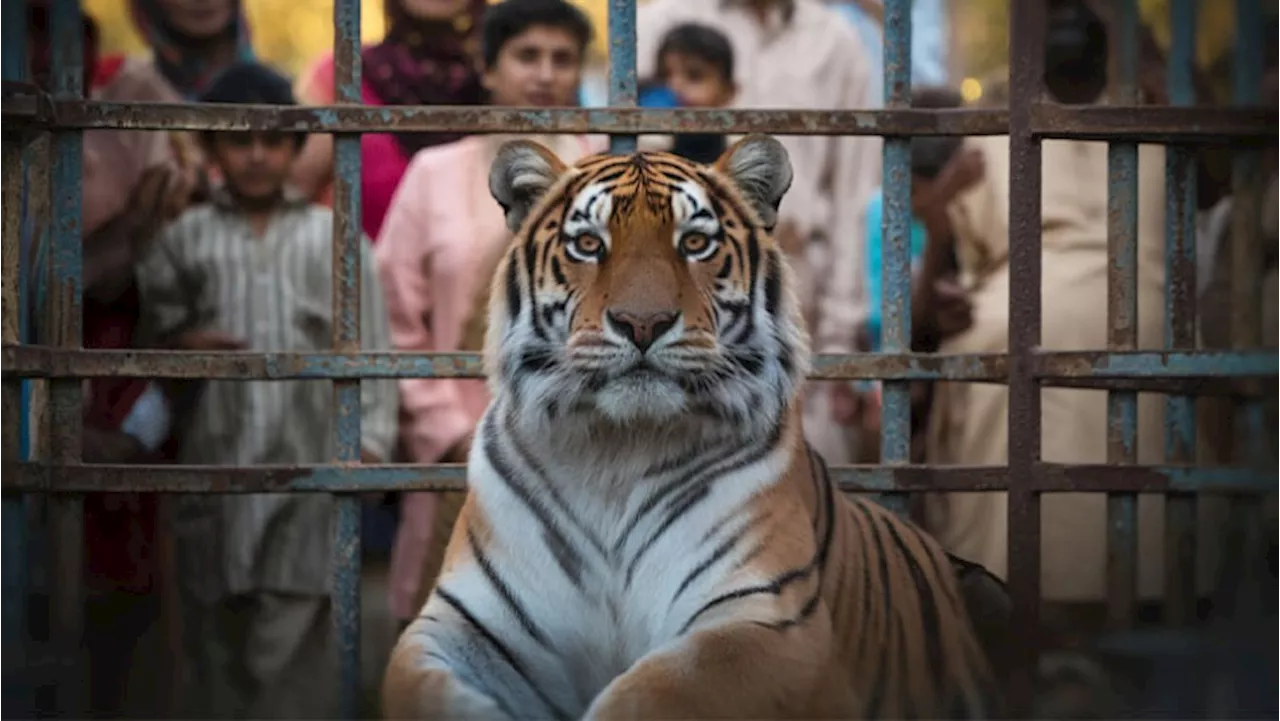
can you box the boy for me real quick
[644,22,737,165]
[134,62,397,719]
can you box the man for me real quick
[923,0,1177,623]
[637,0,883,467]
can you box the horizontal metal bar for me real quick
[2,462,1008,493]
[6,346,1272,383]
[1033,350,1277,378]
[1032,103,1277,143]
[1034,464,1273,494]
[2,95,1273,141]
[3,346,1005,381]
[4,461,1269,494]
[3,97,1008,136]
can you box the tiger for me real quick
[382,134,1008,720]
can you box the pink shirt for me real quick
[296,52,411,241]
[375,134,599,618]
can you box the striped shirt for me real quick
[135,189,398,601]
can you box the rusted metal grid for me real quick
[1,0,1276,717]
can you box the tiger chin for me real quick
[382,135,1008,721]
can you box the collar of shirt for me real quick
[718,0,796,29]
[209,184,311,213]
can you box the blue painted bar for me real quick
[330,0,363,716]
[48,0,86,715]
[1105,0,1141,629]
[1163,0,1200,627]
[607,0,637,154]
[2,2,30,713]
[877,0,912,516]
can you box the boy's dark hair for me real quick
[909,86,965,180]
[481,0,593,70]
[198,62,306,149]
[657,23,734,85]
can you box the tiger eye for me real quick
[568,234,604,260]
[680,234,710,255]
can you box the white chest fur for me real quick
[421,412,792,718]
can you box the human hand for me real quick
[171,329,247,352]
[932,278,974,340]
[940,147,985,201]
[441,433,474,464]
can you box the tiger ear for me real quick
[713,134,793,230]
[489,139,571,233]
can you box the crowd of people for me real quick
[17,0,1277,718]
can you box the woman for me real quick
[291,0,488,241]
[374,0,600,626]
[99,0,255,101]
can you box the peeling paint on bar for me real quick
[1105,0,1141,631]
[6,462,1272,495]
[7,347,1277,383]
[1,98,1012,135]
[1163,0,1201,627]
[1006,0,1046,712]
[330,0,363,714]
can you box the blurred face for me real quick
[207,132,296,207]
[482,25,583,107]
[399,0,471,21]
[659,51,734,108]
[156,0,236,41]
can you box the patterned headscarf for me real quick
[128,0,255,100]
[362,0,488,156]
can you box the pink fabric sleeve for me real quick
[295,52,337,105]
[375,157,474,620]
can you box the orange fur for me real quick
[382,136,1002,720]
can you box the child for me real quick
[644,22,737,164]
[134,62,398,719]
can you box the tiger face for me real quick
[485,134,809,436]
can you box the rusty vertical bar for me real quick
[1163,0,1200,627]
[331,0,363,716]
[607,0,637,154]
[878,0,911,516]
[2,0,30,711]
[1105,0,1140,630]
[1217,0,1267,624]
[1007,0,1046,713]
[48,0,85,715]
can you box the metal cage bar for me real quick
[4,95,1275,141]
[0,0,1275,717]
[2,0,31,712]
[1163,0,1201,629]
[1006,0,1046,712]
[1105,0,1141,630]
[47,0,86,715]
[331,0,364,713]
[877,0,912,516]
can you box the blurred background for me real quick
[84,0,1248,105]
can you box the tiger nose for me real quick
[606,310,679,352]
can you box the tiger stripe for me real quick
[383,136,1007,721]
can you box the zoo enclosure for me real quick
[1,0,1276,717]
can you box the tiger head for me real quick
[484,134,809,439]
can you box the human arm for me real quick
[374,162,474,464]
[290,54,337,200]
[357,236,399,463]
[910,146,985,351]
